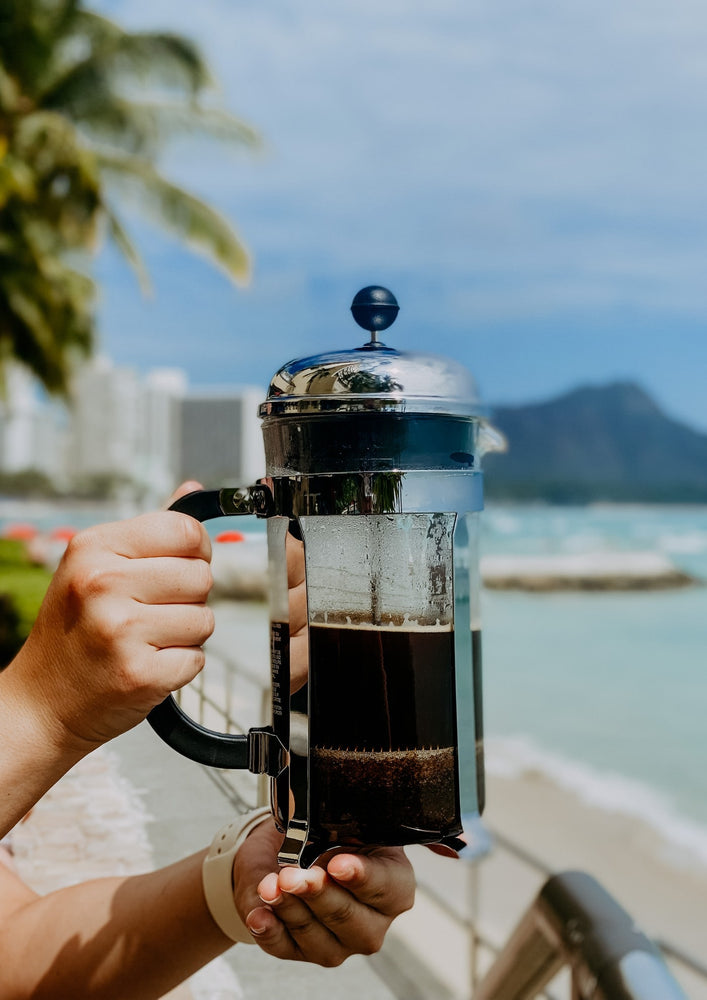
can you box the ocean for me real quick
[480,502,707,870]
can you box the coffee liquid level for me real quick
[309,620,462,845]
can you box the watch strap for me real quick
[202,806,272,943]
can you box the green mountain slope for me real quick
[483,382,707,503]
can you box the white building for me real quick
[0,359,265,501]
[66,357,143,490]
[177,386,264,488]
[0,365,68,484]
[136,368,188,506]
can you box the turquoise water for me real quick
[480,503,707,866]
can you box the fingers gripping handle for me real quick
[146,487,287,774]
[169,485,274,520]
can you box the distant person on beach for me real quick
[0,482,415,997]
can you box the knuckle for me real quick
[67,563,114,602]
[322,898,356,928]
[319,952,345,969]
[200,604,215,638]
[174,513,207,553]
[187,648,207,679]
[171,646,206,683]
[92,608,133,646]
[195,560,214,599]
[63,526,100,557]
[363,927,387,955]
[365,884,391,911]
[286,916,314,938]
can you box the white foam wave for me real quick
[485,512,522,535]
[658,531,707,554]
[486,735,707,871]
[561,532,608,553]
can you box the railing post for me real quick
[475,870,688,1000]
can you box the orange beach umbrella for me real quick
[215,530,246,543]
[49,526,77,542]
[2,522,38,541]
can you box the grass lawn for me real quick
[0,539,53,640]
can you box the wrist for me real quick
[0,662,87,835]
[202,807,272,943]
[5,643,93,759]
[13,620,104,762]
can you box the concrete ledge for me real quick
[480,551,699,591]
[209,542,701,598]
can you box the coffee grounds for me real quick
[310,745,458,842]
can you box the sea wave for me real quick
[658,531,707,554]
[485,734,707,872]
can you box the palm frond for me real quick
[6,287,56,356]
[0,62,20,113]
[127,103,261,150]
[46,91,261,158]
[0,155,37,208]
[12,108,82,163]
[41,25,212,108]
[102,202,152,295]
[0,1,256,397]
[0,260,94,395]
[96,151,250,285]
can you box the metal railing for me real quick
[175,647,270,810]
[183,643,707,1000]
[473,869,687,999]
[407,825,707,999]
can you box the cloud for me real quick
[95,0,707,429]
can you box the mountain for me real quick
[483,382,707,503]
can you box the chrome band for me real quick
[268,470,483,519]
[259,396,486,417]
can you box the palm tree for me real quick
[0,0,258,395]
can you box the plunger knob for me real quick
[350,286,400,338]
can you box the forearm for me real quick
[1,503,215,841]
[0,851,231,1000]
[0,662,86,838]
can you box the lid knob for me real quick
[350,286,399,344]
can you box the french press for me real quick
[148,286,488,867]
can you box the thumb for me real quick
[163,480,204,510]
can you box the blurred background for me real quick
[1,2,706,997]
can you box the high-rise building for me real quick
[0,365,68,485]
[0,359,265,501]
[177,386,264,488]
[137,369,188,505]
[66,357,143,490]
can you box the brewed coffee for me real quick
[309,618,461,844]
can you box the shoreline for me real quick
[484,735,707,871]
[482,768,707,961]
[390,766,707,999]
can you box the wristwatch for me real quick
[202,806,272,943]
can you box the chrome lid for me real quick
[259,286,483,418]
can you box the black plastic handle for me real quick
[146,487,286,774]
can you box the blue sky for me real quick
[96,0,707,430]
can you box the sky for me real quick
[95,0,707,431]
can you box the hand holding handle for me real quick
[146,488,286,775]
